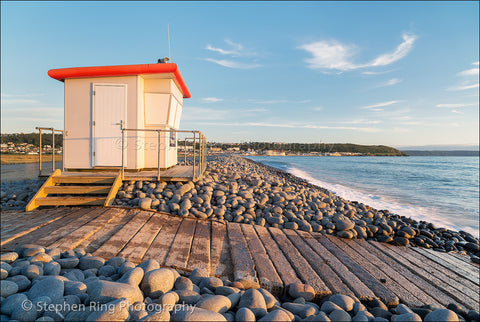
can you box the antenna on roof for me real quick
[168,23,171,62]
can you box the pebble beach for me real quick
[1,154,479,321]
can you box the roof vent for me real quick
[157,57,170,64]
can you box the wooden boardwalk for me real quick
[1,207,478,310]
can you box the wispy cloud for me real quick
[195,121,381,132]
[205,39,256,57]
[201,97,223,103]
[1,98,40,104]
[298,33,417,72]
[451,110,464,114]
[245,108,268,112]
[447,83,479,91]
[362,70,394,75]
[337,119,382,124]
[360,100,402,110]
[248,99,311,104]
[311,106,324,111]
[181,107,230,121]
[205,39,261,69]
[373,78,402,88]
[205,58,262,69]
[436,103,476,108]
[447,62,479,91]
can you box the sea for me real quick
[246,156,479,237]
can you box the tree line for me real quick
[1,133,63,147]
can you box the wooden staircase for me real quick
[26,170,123,211]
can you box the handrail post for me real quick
[157,130,161,181]
[121,128,125,180]
[193,132,196,178]
[61,130,65,172]
[51,128,55,172]
[38,128,42,177]
[184,138,187,165]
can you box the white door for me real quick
[92,84,126,167]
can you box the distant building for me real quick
[265,150,286,156]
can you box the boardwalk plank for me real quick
[187,220,211,273]
[227,223,259,288]
[330,236,429,307]
[164,218,197,273]
[117,213,168,264]
[254,225,301,288]
[79,208,139,254]
[37,208,107,247]
[371,241,479,310]
[1,208,88,251]
[1,209,76,246]
[210,222,233,279]
[449,252,480,268]
[48,208,125,250]
[318,235,399,306]
[284,229,355,299]
[357,239,467,309]
[384,243,479,299]
[241,224,283,295]
[142,215,183,265]
[1,209,57,228]
[269,227,331,299]
[412,247,479,285]
[303,232,375,301]
[93,210,154,259]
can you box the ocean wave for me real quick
[287,166,479,237]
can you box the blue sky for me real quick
[1,1,479,148]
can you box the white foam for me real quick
[287,166,479,237]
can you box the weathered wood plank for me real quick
[383,243,479,300]
[241,224,283,295]
[35,196,106,206]
[1,208,87,251]
[284,229,355,299]
[227,223,259,288]
[449,252,480,267]
[26,169,61,211]
[1,209,55,227]
[210,221,233,279]
[303,232,375,301]
[44,186,111,194]
[93,210,153,259]
[79,208,139,254]
[371,241,479,310]
[187,220,211,274]
[357,239,467,310]
[412,247,479,285]
[36,208,107,247]
[117,212,168,264]
[142,215,183,265]
[330,236,428,307]
[255,226,301,288]
[1,208,70,238]
[269,227,331,299]
[318,235,399,306]
[53,176,115,184]
[104,172,123,206]
[164,218,197,272]
[48,208,126,250]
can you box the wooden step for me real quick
[35,197,106,206]
[53,176,116,184]
[44,186,111,195]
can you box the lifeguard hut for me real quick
[26,61,206,211]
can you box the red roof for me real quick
[48,63,191,98]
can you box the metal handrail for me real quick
[36,127,65,177]
[120,128,206,181]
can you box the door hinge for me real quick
[92,90,95,95]
[92,121,95,126]
[93,152,95,156]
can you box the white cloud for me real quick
[312,106,324,111]
[362,70,393,75]
[360,100,402,109]
[451,110,464,114]
[436,103,476,108]
[181,107,230,121]
[338,119,382,124]
[373,78,402,88]
[447,83,479,91]
[248,99,311,104]
[1,98,39,104]
[473,61,480,66]
[299,33,417,72]
[457,68,479,77]
[205,58,262,69]
[246,108,268,112]
[195,121,381,132]
[201,97,223,103]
